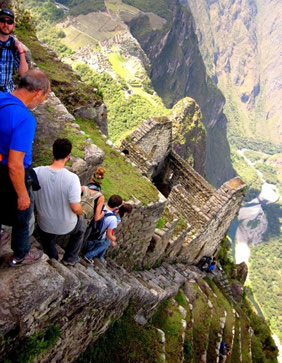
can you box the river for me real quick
[230,149,281,360]
[234,149,280,264]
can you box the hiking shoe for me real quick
[83,255,94,265]
[0,231,10,248]
[9,249,43,267]
[61,256,80,267]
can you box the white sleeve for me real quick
[68,174,81,203]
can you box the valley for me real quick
[22,0,282,355]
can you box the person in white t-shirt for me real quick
[34,138,86,266]
[84,195,122,265]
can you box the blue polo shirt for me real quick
[0,93,36,168]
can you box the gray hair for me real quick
[18,69,50,95]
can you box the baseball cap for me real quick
[0,9,15,22]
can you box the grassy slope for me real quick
[15,23,159,205]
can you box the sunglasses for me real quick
[0,18,14,25]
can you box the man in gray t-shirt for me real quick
[34,138,86,266]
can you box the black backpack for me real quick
[0,37,17,59]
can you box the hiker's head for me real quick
[0,9,15,35]
[17,70,51,108]
[119,203,133,219]
[91,166,106,185]
[53,138,72,161]
[108,195,122,209]
[212,257,217,262]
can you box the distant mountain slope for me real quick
[183,0,282,150]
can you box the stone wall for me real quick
[118,119,247,268]
[107,193,167,270]
[177,177,246,264]
[0,247,199,362]
[121,118,172,178]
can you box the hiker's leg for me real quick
[64,216,86,262]
[11,187,33,259]
[38,226,58,260]
[85,238,109,259]
[86,240,96,252]
[97,238,111,260]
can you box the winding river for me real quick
[233,149,280,264]
[230,149,282,360]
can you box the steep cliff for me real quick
[183,0,282,150]
[124,0,236,186]
[0,16,277,361]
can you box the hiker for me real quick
[114,203,133,223]
[81,166,106,221]
[0,69,50,266]
[219,341,230,362]
[81,166,106,244]
[34,138,87,266]
[201,256,216,272]
[0,9,28,92]
[83,195,122,265]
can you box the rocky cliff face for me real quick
[126,0,236,186]
[183,0,282,148]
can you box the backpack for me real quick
[81,186,102,225]
[0,37,17,59]
[81,210,116,254]
[88,211,116,241]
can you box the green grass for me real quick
[175,290,193,362]
[241,296,278,362]
[156,207,174,229]
[16,26,101,113]
[230,315,241,363]
[150,299,186,362]
[76,118,159,204]
[73,63,169,144]
[77,308,163,363]
[207,279,234,347]
[191,284,211,361]
[4,325,60,363]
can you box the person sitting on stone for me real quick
[83,195,122,265]
[34,138,86,266]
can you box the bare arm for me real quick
[8,149,29,210]
[94,195,105,221]
[106,229,116,246]
[14,40,28,76]
[70,202,83,216]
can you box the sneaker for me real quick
[61,256,80,267]
[83,255,94,265]
[99,257,107,266]
[9,249,43,267]
[0,231,10,248]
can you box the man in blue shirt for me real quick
[0,69,50,267]
[0,8,28,92]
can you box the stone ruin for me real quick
[0,101,247,362]
[119,117,246,268]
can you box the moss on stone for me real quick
[4,325,60,363]
[76,308,163,363]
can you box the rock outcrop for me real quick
[126,0,236,186]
